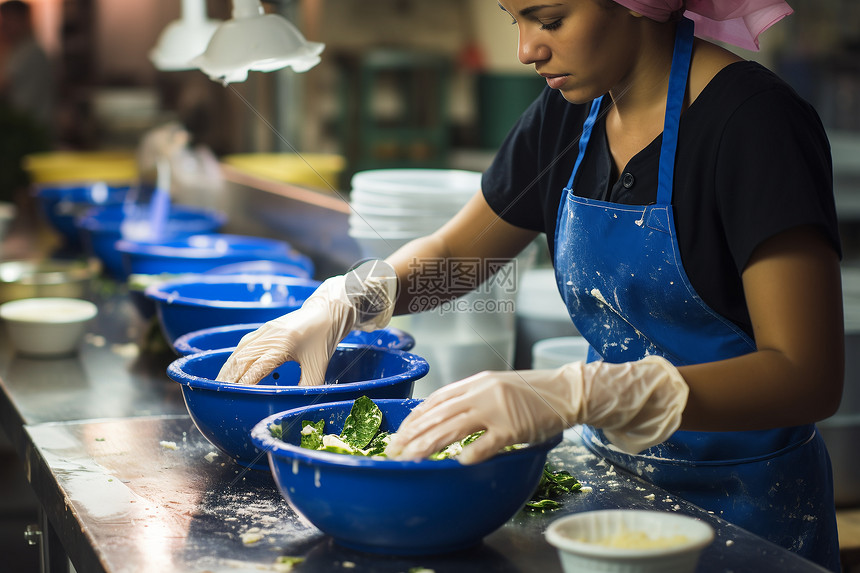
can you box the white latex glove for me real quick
[385,356,689,464]
[137,122,189,174]
[216,260,397,386]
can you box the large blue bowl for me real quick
[115,233,314,279]
[251,398,560,555]
[35,183,131,248]
[167,345,428,470]
[145,274,321,348]
[77,204,227,278]
[173,322,415,356]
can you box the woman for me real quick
[218,1,844,569]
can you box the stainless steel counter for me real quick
[0,289,830,573]
[0,289,186,455]
[24,417,829,573]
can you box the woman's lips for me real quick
[543,74,569,89]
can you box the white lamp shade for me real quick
[150,18,221,71]
[150,0,221,71]
[191,1,324,84]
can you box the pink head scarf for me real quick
[613,0,793,51]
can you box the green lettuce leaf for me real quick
[299,419,325,450]
[269,423,283,440]
[339,395,383,450]
[365,431,390,457]
[428,430,486,460]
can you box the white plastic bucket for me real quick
[532,336,591,370]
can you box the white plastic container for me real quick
[349,233,417,260]
[351,168,481,197]
[546,510,714,573]
[393,280,518,398]
[515,267,579,368]
[0,297,98,357]
[532,336,591,369]
[347,168,480,257]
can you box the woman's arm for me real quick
[386,191,539,316]
[386,225,844,463]
[679,225,844,430]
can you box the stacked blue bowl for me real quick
[167,345,429,470]
[173,322,415,356]
[144,274,321,347]
[77,204,227,278]
[115,233,314,279]
[35,183,132,248]
[250,398,560,555]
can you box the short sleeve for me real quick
[715,86,841,272]
[481,88,588,240]
[481,94,549,232]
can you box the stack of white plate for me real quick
[347,168,528,397]
[348,169,481,259]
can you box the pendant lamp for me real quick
[191,0,325,84]
[150,0,222,71]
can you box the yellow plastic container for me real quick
[223,153,345,191]
[23,151,138,185]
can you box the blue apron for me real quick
[553,18,839,571]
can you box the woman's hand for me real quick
[215,298,346,386]
[217,261,397,386]
[385,356,689,464]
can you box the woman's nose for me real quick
[518,28,549,65]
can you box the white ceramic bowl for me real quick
[546,510,714,573]
[0,297,98,357]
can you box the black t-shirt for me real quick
[483,61,841,338]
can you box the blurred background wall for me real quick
[6,0,860,191]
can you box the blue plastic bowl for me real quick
[35,183,132,248]
[115,233,314,279]
[77,204,227,279]
[173,322,415,355]
[204,259,313,278]
[167,345,428,470]
[250,398,560,555]
[145,274,321,347]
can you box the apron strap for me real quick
[656,17,695,206]
[565,96,604,191]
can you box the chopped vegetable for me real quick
[299,420,324,450]
[269,422,284,440]
[295,397,525,462]
[364,431,390,456]
[274,555,304,571]
[523,464,582,512]
[240,528,264,545]
[339,395,382,449]
[428,430,485,460]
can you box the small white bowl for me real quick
[0,297,98,357]
[546,509,714,573]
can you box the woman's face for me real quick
[497,0,641,104]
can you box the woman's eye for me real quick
[540,19,562,31]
